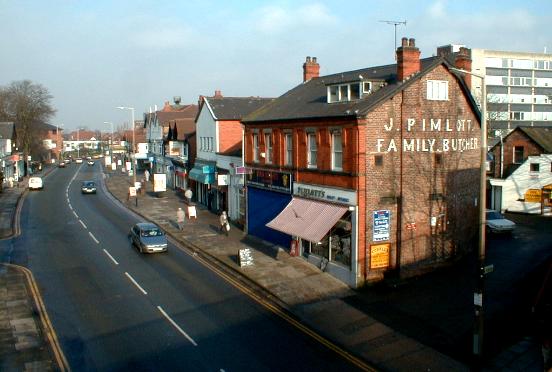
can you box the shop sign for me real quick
[238,248,254,267]
[370,243,390,269]
[406,222,416,230]
[202,165,215,174]
[217,174,229,186]
[293,182,356,206]
[373,210,390,242]
[246,169,292,193]
[524,189,542,203]
[235,166,252,175]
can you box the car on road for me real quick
[58,161,66,168]
[75,158,83,164]
[81,180,97,194]
[129,222,168,253]
[28,176,43,190]
[87,160,94,166]
[486,209,516,233]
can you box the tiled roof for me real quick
[205,97,274,120]
[518,127,552,153]
[243,56,477,123]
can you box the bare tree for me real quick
[0,80,56,165]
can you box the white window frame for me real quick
[427,80,449,101]
[307,132,317,168]
[253,133,259,162]
[284,133,293,166]
[264,132,272,164]
[331,131,343,171]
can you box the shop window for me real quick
[513,146,524,164]
[530,163,540,172]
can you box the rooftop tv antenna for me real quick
[379,20,407,60]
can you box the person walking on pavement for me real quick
[219,211,229,236]
[144,169,150,183]
[177,207,185,230]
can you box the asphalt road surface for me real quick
[6,163,362,371]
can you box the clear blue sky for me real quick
[1,0,550,131]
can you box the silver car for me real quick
[129,222,168,253]
[486,209,516,233]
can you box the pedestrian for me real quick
[177,207,185,230]
[219,211,229,236]
[144,169,150,183]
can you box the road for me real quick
[5,162,362,371]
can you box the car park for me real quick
[486,209,516,233]
[28,176,43,190]
[81,180,97,194]
[129,222,168,253]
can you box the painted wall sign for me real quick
[370,243,390,269]
[376,118,479,153]
[373,210,390,242]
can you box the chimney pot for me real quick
[409,38,416,47]
[401,37,408,47]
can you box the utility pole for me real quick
[379,20,407,60]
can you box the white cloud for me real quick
[131,24,197,49]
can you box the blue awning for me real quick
[189,167,215,184]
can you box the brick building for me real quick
[242,38,482,286]
[488,126,552,213]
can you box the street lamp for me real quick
[450,67,487,362]
[103,121,114,163]
[116,106,136,186]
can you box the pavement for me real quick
[0,164,546,371]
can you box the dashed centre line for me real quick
[125,272,148,295]
[79,220,87,229]
[157,306,198,346]
[72,211,78,218]
[103,249,119,265]
[89,232,99,244]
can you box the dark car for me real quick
[129,222,168,253]
[81,181,97,194]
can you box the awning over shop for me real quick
[189,166,215,184]
[266,197,348,243]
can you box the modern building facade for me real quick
[470,48,552,133]
[243,38,482,287]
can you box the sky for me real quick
[1,0,551,132]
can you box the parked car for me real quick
[75,158,83,164]
[486,209,516,233]
[129,222,168,253]
[28,176,43,190]
[81,180,97,194]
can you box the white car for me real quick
[486,209,515,233]
[28,176,43,190]
[75,158,83,164]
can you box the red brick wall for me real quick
[218,120,242,153]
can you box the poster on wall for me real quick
[370,243,390,269]
[373,210,390,242]
[153,173,167,192]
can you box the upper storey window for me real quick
[427,80,448,101]
[327,81,372,103]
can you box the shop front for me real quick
[266,182,358,286]
[188,162,216,209]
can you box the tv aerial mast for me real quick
[379,20,407,60]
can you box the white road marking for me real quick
[103,249,119,265]
[89,232,99,244]
[157,306,198,346]
[79,220,87,229]
[68,203,73,210]
[72,211,78,218]
[125,272,147,295]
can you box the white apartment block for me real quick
[471,48,552,134]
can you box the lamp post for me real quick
[103,121,114,163]
[116,106,136,186]
[451,67,487,362]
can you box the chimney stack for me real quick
[303,56,320,82]
[173,96,181,105]
[214,90,223,98]
[396,37,421,82]
[455,47,472,89]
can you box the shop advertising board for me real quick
[370,243,390,269]
[153,173,167,192]
[373,210,390,242]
